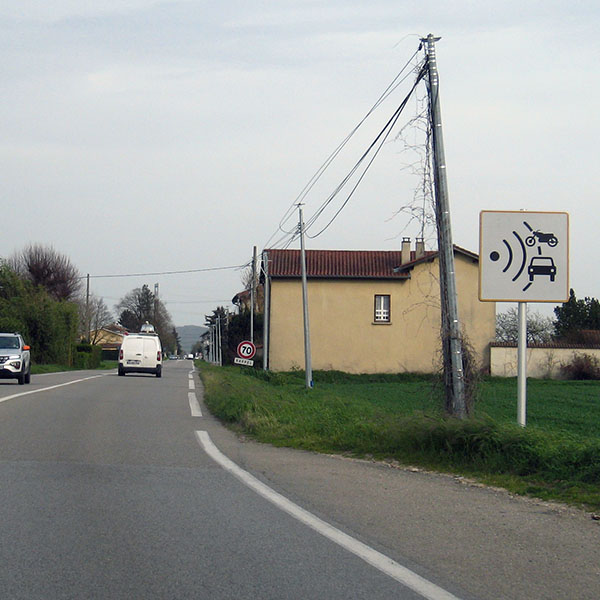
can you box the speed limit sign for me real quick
[237,341,256,360]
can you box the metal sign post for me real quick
[517,302,527,427]
[480,211,569,426]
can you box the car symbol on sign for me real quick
[528,256,556,282]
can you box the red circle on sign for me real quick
[237,341,256,359]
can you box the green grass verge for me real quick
[198,363,600,511]
[31,361,118,374]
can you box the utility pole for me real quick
[85,273,90,342]
[299,207,313,389]
[154,283,159,326]
[262,250,270,371]
[422,34,466,417]
[250,245,256,344]
[217,315,222,366]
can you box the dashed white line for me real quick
[188,392,202,417]
[188,379,195,390]
[195,430,462,600]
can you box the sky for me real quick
[1,1,598,326]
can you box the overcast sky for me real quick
[1,1,598,326]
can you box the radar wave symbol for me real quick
[490,231,527,283]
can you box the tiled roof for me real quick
[264,249,434,279]
[263,246,478,279]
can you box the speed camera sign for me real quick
[479,211,569,302]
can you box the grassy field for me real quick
[198,363,600,511]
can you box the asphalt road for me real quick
[0,362,598,599]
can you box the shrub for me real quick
[72,343,103,369]
[560,353,600,380]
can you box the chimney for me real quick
[401,237,411,265]
[415,238,425,259]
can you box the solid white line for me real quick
[188,392,202,417]
[0,375,107,405]
[195,431,461,600]
[188,379,195,390]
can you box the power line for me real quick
[262,45,423,250]
[305,60,428,239]
[82,264,246,280]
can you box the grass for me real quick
[31,361,118,374]
[198,363,600,511]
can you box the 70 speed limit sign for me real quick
[236,341,256,360]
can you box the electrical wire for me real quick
[83,264,246,280]
[304,60,428,239]
[262,44,424,249]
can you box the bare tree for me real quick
[78,294,113,343]
[496,307,554,344]
[9,244,82,301]
[115,285,178,353]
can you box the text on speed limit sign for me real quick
[237,341,256,360]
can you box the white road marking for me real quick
[195,431,462,600]
[0,375,107,405]
[188,373,193,379]
[188,392,202,417]
[189,379,195,390]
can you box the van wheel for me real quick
[118,365,125,376]
[155,366,162,378]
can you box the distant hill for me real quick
[176,325,208,354]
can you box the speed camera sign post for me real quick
[479,211,569,427]
[234,340,256,366]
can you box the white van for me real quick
[118,334,162,378]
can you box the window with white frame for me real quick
[374,294,391,323]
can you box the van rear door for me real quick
[142,338,159,367]
[124,337,145,365]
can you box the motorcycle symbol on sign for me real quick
[524,222,558,247]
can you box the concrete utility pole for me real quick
[217,315,222,366]
[85,274,90,342]
[154,283,159,326]
[299,207,313,389]
[423,34,466,417]
[250,245,256,344]
[262,251,270,371]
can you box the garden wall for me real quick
[490,343,600,378]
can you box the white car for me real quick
[118,334,162,378]
[0,333,31,385]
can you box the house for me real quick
[88,324,129,360]
[261,238,495,374]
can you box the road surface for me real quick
[0,361,597,599]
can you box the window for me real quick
[374,295,391,323]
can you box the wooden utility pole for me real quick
[423,34,466,417]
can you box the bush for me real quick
[560,353,600,380]
[72,343,103,369]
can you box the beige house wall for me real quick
[491,346,600,378]
[268,254,495,374]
